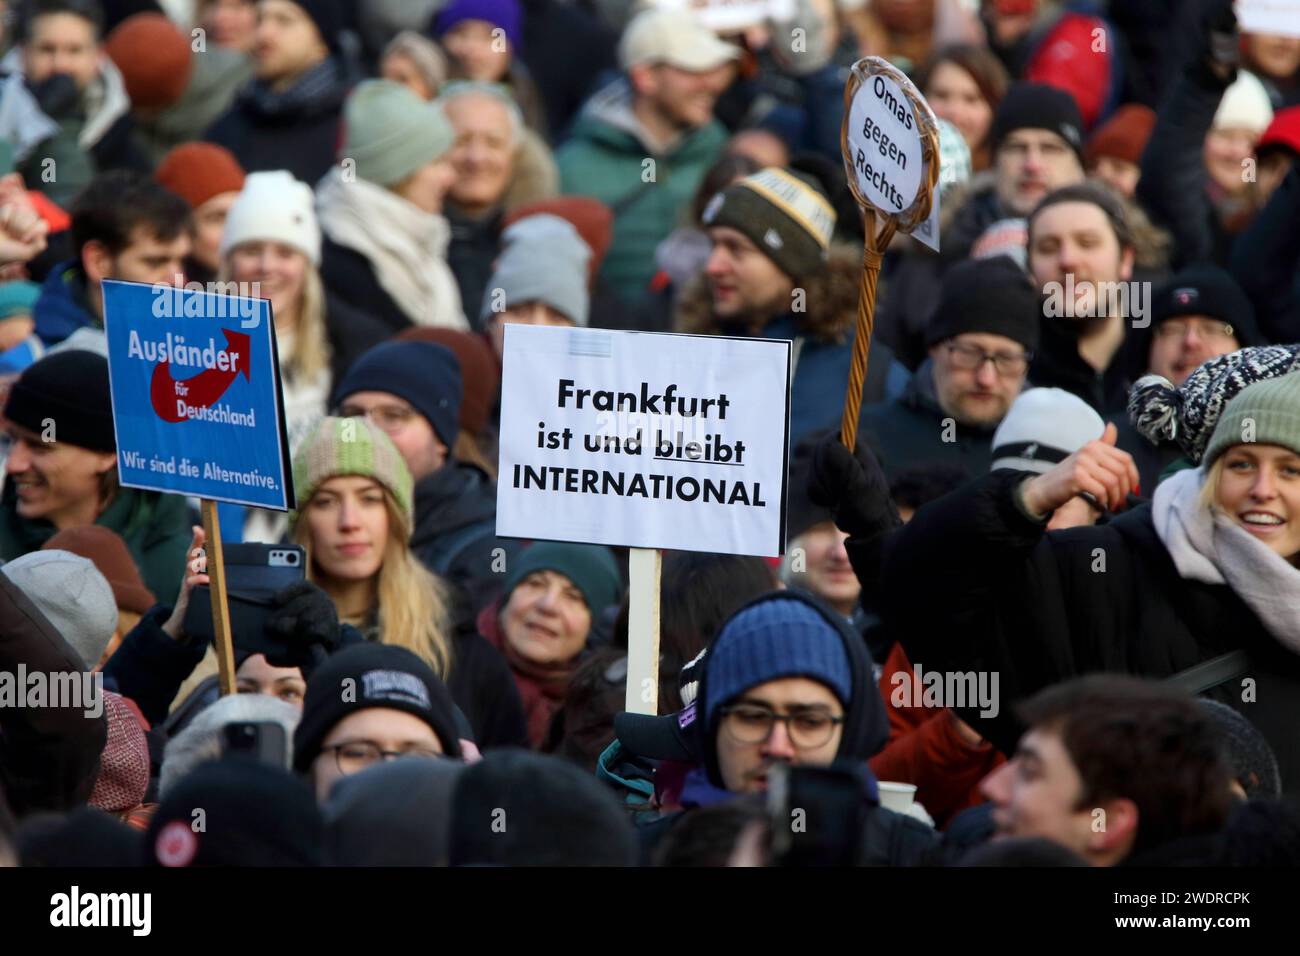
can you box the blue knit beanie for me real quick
[331,341,462,449]
[432,0,523,52]
[704,597,852,729]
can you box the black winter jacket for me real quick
[1230,165,1300,343]
[879,469,1300,794]
[320,236,411,335]
[411,463,522,614]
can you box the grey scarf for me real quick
[1152,466,1300,653]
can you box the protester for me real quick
[915,45,1010,171]
[204,0,348,185]
[32,170,190,348]
[317,79,467,331]
[557,8,738,304]
[290,415,527,749]
[480,213,590,354]
[981,675,1233,865]
[1085,104,1157,199]
[197,0,259,55]
[105,12,252,166]
[678,167,907,444]
[8,0,146,206]
[478,541,621,747]
[159,693,300,796]
[0,350,191,603]
[330,340,521,610]
[0,549,116,670]
[380,29,447,100]
[154,142,246,285]
[860,256,1039,480]
[293,642,463,802]
[438,81,558,317]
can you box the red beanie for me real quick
[502,197,613,284]
[1085,103,1157,168]
[105,13,194,113]
[156,142,246,210]
[1257,106,1300,160]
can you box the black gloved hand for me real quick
[263,580,341,672]
[807,435,899,539]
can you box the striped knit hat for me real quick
[290,417,413,531]
[700,167,837,279]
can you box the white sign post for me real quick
[496,325,792,713]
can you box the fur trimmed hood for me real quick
[673,244,865,345]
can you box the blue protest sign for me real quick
[101,279,293,510]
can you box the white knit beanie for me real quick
[1213,70,1274,134]
[991,387,1105,474]
[1,550,118,669]
[219,170,322,267]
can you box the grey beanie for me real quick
[1,550,118,668]
[341,79,455,187]
[480,214,591,326]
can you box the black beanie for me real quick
[293,643,462,773]
[787,430,835,541]
[3,350,115,451]
[449,749,638,865]
[925,256,1042,352]
[1151,264,1263,347]
[992,83,1085,163]
[291,0,343,53]
[701,167,837,279]
[144,757,323,866]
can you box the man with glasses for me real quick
[330,339,520,612]
[609,591,939,864]
[294,643,463,802]
[1118,265,1263,490]
[859,256,1040,480]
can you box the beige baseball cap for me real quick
[619,8,741,72]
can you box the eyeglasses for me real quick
[945,343,1032,376]
[338,403,418,433]
[720,705,845,750]
[322,740,443,776]
[1154,319,1235,342]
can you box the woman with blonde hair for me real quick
[291,416,526,748]
[818,346,1300,794]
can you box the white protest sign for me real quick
[1237,0,1300,39]
[496,325,791,557]
[842,58,939,236]
[654,0,796,32]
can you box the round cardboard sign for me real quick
[841,58,939,233]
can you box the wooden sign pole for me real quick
[624,546,662,715]
[839,58,941,451]
[200,499,238,695]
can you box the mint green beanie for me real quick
[1205,373,1300,466]
[341,80,455,187]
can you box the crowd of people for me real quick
[0,0,1299,869]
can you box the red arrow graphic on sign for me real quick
[150,329,251,422]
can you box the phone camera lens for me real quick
[287,552,299,565]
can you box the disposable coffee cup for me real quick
[877,781,917,813]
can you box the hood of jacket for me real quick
[674,244,864,345]
[33,260,96,345]
[410,462,497,550]
[568,78,726,163]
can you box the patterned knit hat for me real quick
[290,417,414,531]
[1128,346,1300,463]
[701,167,837,279]
[90,692,150,815]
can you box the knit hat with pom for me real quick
[1128,345,1300,463]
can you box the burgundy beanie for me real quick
[105,13,194,112]
[156,142,247,210]
[1085,104,1157,168]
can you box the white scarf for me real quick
[315,167,467,330]
[1152,466,1300,652]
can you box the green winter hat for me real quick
[341,79,455,187]
[1205,373,1300,467]
[500,542,622,614]
[291,416,414,531]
